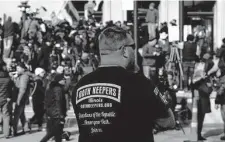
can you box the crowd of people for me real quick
[0,5,133,141]
[138,3,225,141]
[1,1,225,142]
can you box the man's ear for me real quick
[121,46,128,58]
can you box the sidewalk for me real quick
[25,105,77,128]
[154,124,224,142]
[1,122,223,142]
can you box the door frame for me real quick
[186,12,214,52]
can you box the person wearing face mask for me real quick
[72,26,174,142]
[40,74,67,142]
[28,68,46,132]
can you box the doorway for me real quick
[184,14,214,54]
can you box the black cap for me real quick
[53,74,64,82]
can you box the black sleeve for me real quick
[54,87,66,118]
[36,80,45,94]
[144,79,170,119]
[8,79,14,99]
[146,80,175,128]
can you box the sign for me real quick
[75,83,121,135]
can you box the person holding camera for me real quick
[142,38,161,82]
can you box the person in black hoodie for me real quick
[40,73,67,142]
[0,59,13,139]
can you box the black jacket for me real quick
[0,71,13,106]
[44,82,67,118]
[215,74,225,105]
[72,67,172,142]
[32,78,45,105]
[182,42,198,61]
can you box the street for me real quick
[0,123,224,142]
[1,92,224,142]
[0,127,79,142]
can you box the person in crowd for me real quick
[193,53,214,141]
[215,40,225,140]
[195,25,207,58]
[217,38,225,59]
[37,39,54,72]
[3,16,15,66]
[139,2,158,40]
[84,0,96,20]
[182,34,200,91]
[0,60,13,139]
[115,21,122,27]
[28,68,46,131]
[40,73,67,142]
[142,38,160,82]
[158,32,170,63]
[64,65,73,110]
[168,19,179,43]
[159,22,168,34]
[21,13,42,43]
[11,62,30,136]
[72,25,174,142]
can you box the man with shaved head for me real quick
[72,25,174,142]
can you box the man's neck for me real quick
[100,56,126,69]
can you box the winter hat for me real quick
[35,67,45,76]
[56,66,64,74]
[53,73,64,82]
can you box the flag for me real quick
[64,1,80,23]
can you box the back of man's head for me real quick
[186,34,194,42]
[98,25,134,56]
[222,38,225,44]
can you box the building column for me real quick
[102,0,125,23]
[215,0,225,48]
[158,0,168,24]
[102,1,111,24]
[111,0,123,22]
[213,2,218,50]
